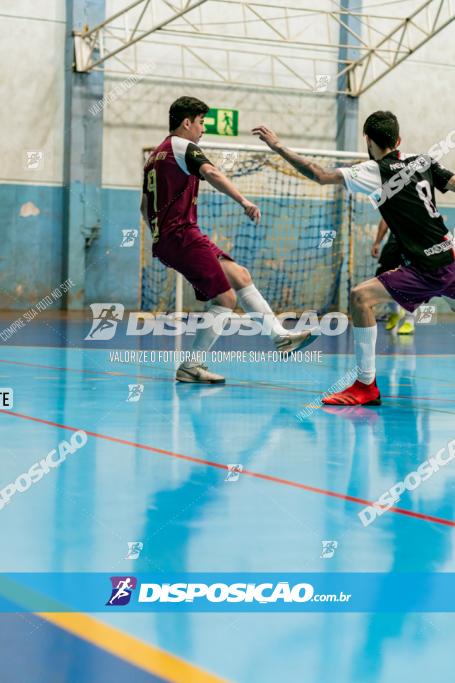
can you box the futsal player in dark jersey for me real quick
[142,96,314,384]
[372,218,415,334]
[253,111,455,405]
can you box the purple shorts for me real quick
[377,261,455,312]
[153,226,233,301]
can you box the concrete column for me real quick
[336,0,361,151]
[63,0,105,308]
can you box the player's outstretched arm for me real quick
[200,163,261,223]
[252,125,344,186]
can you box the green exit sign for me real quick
[204,108,238,136]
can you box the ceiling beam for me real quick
[73,0,455,96]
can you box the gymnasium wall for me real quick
[0,2,65,309]
[1,1,454,311]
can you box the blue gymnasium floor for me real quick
[0,315,455,683]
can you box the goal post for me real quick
[140,142,377,315]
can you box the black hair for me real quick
[363,110,400,149]
[169,96,209,132]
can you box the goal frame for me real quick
[140,142,369,313]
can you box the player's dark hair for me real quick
[363,111,399,149]
[169,96,209,131]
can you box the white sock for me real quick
[183,304,232,368]
[404,311,415,325]
[236,284,286,339]
[390,302,401,314]
[353,325,377,385]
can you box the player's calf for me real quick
[322,277,393,405]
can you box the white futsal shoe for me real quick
[176,363,226,384]
[274,329,318,355]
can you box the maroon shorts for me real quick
[377,261,455,312]
[153,226,234,302]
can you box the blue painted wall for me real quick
[0,183,141,310]
[86,187,141,307]
[1,181,454,312]
[0,183,64,309]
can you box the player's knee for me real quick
[351,286,369,310]
[237,266,252,288]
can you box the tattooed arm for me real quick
[252,125,344,186]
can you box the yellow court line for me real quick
[0,577,228,682]
[36,612,230,683]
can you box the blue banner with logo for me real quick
[1,572,455,612]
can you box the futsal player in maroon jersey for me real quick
[142,96,315,384]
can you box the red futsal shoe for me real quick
[322,378,381,406]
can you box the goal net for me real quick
[140,143,379,314]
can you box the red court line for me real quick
[2,358,455,403]
[2,409,455,529]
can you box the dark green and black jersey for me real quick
[339,150,454,271]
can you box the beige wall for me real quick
[2,0,454,207]
[0,2,65,185]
